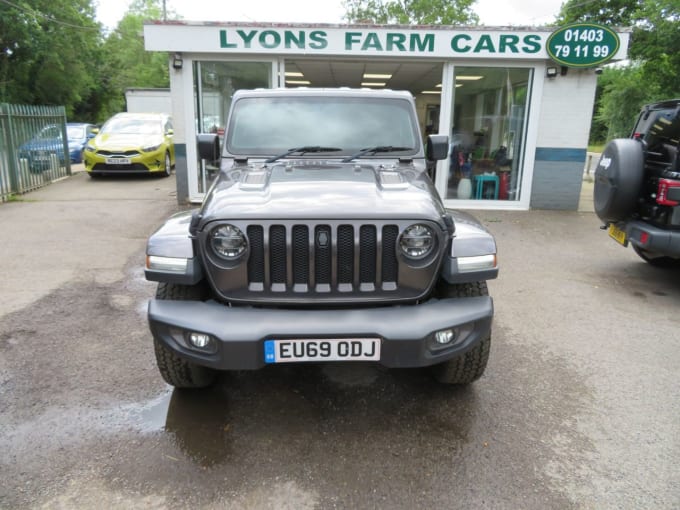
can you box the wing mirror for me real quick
[197,133,220,162]
[426,134,449,161]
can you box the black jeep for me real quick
[594,99,680,265]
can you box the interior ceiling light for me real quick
[285,71,304,77]
[456,75,483,81]
[286,80,311,85]
[361,82,386,87]
[421,90,441,95]
[363,73,392,79]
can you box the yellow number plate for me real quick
[608,224,627,246]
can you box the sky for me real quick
[96,0,565,30]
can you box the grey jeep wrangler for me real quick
[594,99,680,265]
[144,88,498,388]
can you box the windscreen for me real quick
[67,126,84,139]
[102,117,162,135]
[227,96,420,157]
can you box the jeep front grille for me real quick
[203,220,443,303]
[246,223,399,292]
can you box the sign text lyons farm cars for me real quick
[219,29,542,56]
[547,23,620,67]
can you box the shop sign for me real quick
[144,23,628,62]
[218,28,543,57]
[546,23,620,67]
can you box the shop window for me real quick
[446,66,532,202]
[194,61,271,192]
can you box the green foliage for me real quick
[558,0,680,144]
[97,0,173,121]
[343,0,479,25]
[0,0,173,123]
[596,65,657,140]
[556,0,638,26]
[629,0,680,99]
[0,0,101,118]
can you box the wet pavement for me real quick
[1,173,679,509]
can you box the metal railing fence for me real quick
[0,104,71,202]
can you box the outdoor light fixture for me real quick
[546,66,558,78]
[172,52,183,70]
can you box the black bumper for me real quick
[625,220,680,257]
[148,296,493,370]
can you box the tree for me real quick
[97,0,175,120]
[629,0,680,99]
[596,65,656,140]
[557,0,680,143]
[343,0,479,25]
[556,0,638,26]
[0,0,102,118]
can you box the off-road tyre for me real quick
[632,244,680,268]
[153,282,216,388]
[436,280,489,299]
[155,281,209,301]
[431,281,491,385]
[430,332,491,385]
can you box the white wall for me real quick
[125,89,173,116]
[535,68,598,149]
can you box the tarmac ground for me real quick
[0,167,678,509]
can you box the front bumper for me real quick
[148,296,493,370]
[83,148,166,174]
[624,220,680,257]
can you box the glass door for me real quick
[444,65,533,204]
[193,60,273,195]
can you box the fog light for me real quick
[188,332,211,349]
[435,329,455,345]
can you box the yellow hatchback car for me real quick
[83,113,175,177]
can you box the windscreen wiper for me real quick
[265,146,342,163]
[341,146,414,163]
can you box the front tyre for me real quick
[430,281,491,385]
[162,152,172,177]
[153,282,216,388]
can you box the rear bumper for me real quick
[624,220,680,257]
[148,296,493,370]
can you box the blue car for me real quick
[18,123,97,171]
[66,123,98,163]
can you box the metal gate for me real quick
[0,104,70,202]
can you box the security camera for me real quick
[595,67,603,75]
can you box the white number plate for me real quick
[264,338,380,364]
[105,157,131,165]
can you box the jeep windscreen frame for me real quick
[225,96,421,159]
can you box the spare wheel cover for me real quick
[593,138,644,223]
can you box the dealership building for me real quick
[143,21,629,210]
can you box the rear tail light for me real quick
[656,178,680,206]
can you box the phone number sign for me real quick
[547,23,620,67]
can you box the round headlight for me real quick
[399,224,435,259]
[210,224,247,260]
